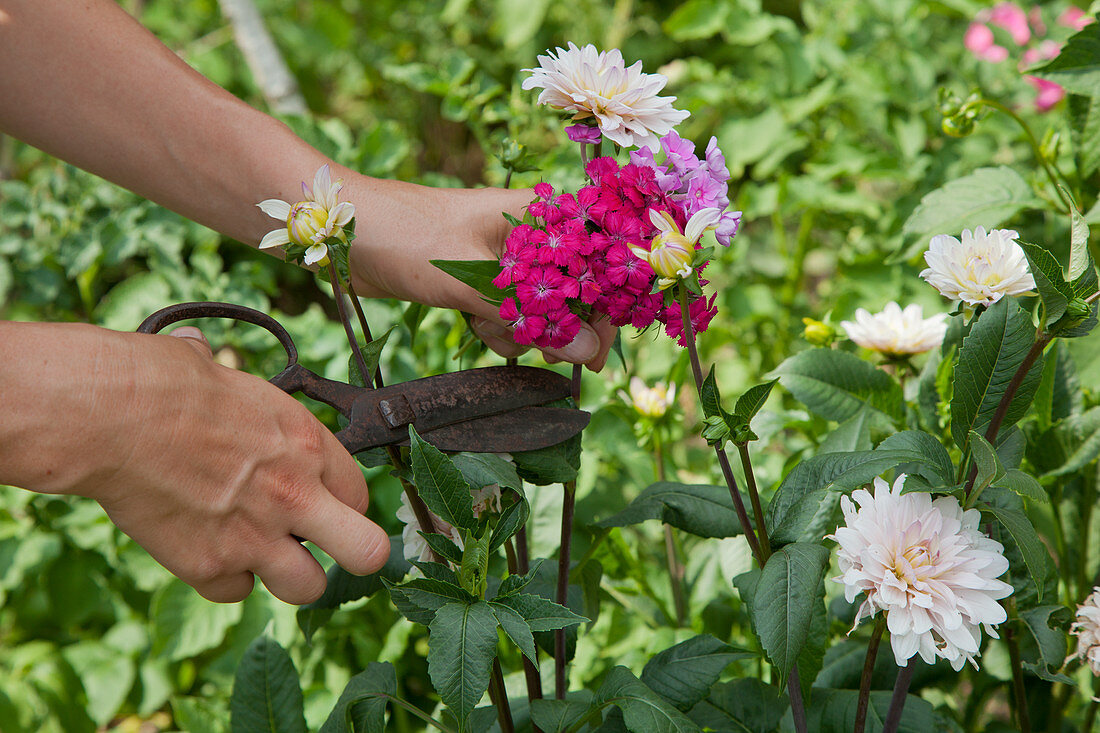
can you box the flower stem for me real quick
[787,669,807,733]
[488,658,516,733]
[505,524,544,729]
[676,285,762,560]
[556,363,583,699]
[1084,698,1099,732]
[327,262,371,387]
[736,442,772,560]
[854,619,887,733]
[655,434,687,626]
[1005,625,1032,733]
[881,657,917,733]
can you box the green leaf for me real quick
[173,696,228,733]
[951,297,1044,451]
[529,694,597,733]
[408,425,476,530]
[419,532,464,565]
[429,259,509,304]
[1020,605,1072,682]
[488,496,529,553]
[876,431,955,485]
[1070,197,1093,283]
[733,379,779,421]
[796,592,829,705]
[819,408,873,453]
[495,558,545,598]
[452,452,522,492]
[229,637,307,733]
[772,348,903,427]
[62,641,135,727]
[663,0,730,41]
[595,666,701,733]
[898,166,1038,259]
[386,577,476,625]
[640,635,752,712]
[151,579,244,662]
[687,678,787,733]
[319,662,396,733]
[426,601,500,729]
[402,301,429,346]
[1069,93,1100,178]
[512,429,581,485]
[969,430,1006,498]
[700,366,722,418]
[489,601,537,663]
[980,503,1054,602]
[348,326,395,387]
[1046,406,1100,476]
[493,592,588,632]
[1019,241,1073,326]
[994,469,1048,504]
[1032,22,1100,97]
[751,542,830,683]
[297,536,410,642]
[595,482,745,538]
[805,688,936,733]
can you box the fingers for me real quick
[193,570,255,604]
[293,489,391,577]
[470,318,529,359]
[253,539,328,605]
[470,314,616,371]
[588,317,617,372]
[169,326,213,359]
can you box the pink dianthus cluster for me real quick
[494,145,733,349]
[964,3,1094,111]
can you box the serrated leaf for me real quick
[495,558,545,598]
[488,496,529,553]
[427,601,500,729]
[876,431,955,485]
[751,543,830,683]
[688,678,787,732]
[1020,605,1071,681]
[640,635,752,712]
[772,348,903,427]
[348,326,395,387]
[1069,93,1100,178]
[408,426,476,530]
[1020,241,1073,326]
[229,637,307,733]
[994,469,1048,504]
[512,428,581,485]
[418,532,464,565]
[1046,406,1100,476]
[1070,199,1092,282]
[969,430,1006,497]
[595,482,745,538]
[452,452,522,492]
[529,694,597,733]
[951,297,1045,451]
[700,366,722,418]
[733,379,778,421]
[319,662,396,733]
[1032,22,1100,97]
[980,503,1054,602]
[493,592,587,631]
[429,259,509,304]
[898,166,1038,259]
[595,666,701,733]
[489,601,537,663]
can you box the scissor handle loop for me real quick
[136,301,298,371]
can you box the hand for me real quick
[345,178,615,371]
[4,322,389,604]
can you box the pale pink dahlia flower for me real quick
[830,475,1014,671]
[841,302,948,357]
[1071,587,1100,676]
[396,484,502,565]
[920,226,1035,308]
[522,43,689,151]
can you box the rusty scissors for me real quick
[137,302,589,454]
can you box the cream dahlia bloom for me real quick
[619,377,676,418]
[257,164,355,266]
[630,207,721,289]
[522,43,690,150]
[830,475,1013,671]
[1071,587,1100,676]
[840,302,948,357]
[396,484,503,565]
[920,227,1035,307]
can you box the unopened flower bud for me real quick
[802,317,837,346]
[647,231,695,280]
[287,201,329,246]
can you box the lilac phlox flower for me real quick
[566,123,603,145]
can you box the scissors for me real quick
[137,302,589,454]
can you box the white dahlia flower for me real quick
[257,164,355,266]
[830,475,1014,671]
[619,377,677,418]
[1071,587,1100,676]
[396,484,503,565]
[920,226,1035,308]
[522,43,690,150]
[840,302,948,357]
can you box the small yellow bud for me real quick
[802,317,837,346]
[287,202,329,246]
[647,232,695,281]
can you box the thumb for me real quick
[169,326,214,360]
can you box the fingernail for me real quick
[558,328,598,362]
[170,327,208,345]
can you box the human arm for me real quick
[0,320,390,604]
[0,0,613,366]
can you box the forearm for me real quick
[0,0,327,247]
[0,321,137,495]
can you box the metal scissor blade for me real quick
[336,365,577,452]
[408,406,590,453]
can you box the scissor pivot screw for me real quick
[378,395,416,428]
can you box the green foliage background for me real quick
[1,0,1097,730]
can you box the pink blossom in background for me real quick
[1027,76,1067,110]
[1021,39,1063,66]
[1028,6,1047,36]
[565,123,603,145]
[965,23,1009,62]
[1058,6,1094,31]
[988,2,1032,45]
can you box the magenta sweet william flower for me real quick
[566,123,603,144]
[661,292,718,347]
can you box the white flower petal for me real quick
[302,243,329,265]
[329,201,355,227]
[259,228,290,249]
[684,207,722,244]
[257,199,292,221]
